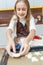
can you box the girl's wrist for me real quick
[26,37,29,43]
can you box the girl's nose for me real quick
[20,10,23,14]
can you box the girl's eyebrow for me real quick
[17,7,27,9]
[17,7,26,9]
[22,8,27,10]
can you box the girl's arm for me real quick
[6,29,12,40]
[26,29,35,43]
[6,29,16,56]
[6,15,17,56]
[6,15,17,41]
[26,16,36,42]
[20,16,36,56]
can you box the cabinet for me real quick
[31,7,43,24]
[0,7,43,26]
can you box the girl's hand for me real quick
[20,38,30,56]
[6,38,16,56]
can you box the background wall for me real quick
[0,0,43,10]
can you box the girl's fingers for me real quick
[20,45,30,55]
[20,45,24,53]
[6,46,14,57]
[24,46,30,55]
[6,46,11,55]
[20,46,26,55]
[23,45,30,55]
[12,44,16,53]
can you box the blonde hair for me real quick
[14,0,31,31]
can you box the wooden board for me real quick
[0,49,43,65]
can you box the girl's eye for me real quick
[17,8,26,11]
[17,8,20,11]
[22,8,26,11]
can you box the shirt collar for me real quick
[19,18,26,26]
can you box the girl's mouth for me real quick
[20,14,24,16]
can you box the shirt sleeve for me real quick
[7,15,17,32]
[29,16,36,31]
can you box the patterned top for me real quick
[17,20,29,37]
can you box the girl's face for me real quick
[16,1,27,19]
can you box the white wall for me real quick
[29,0,43,7]
[0,27,8,48]
[36,24,43,35]
[0,0,43,9]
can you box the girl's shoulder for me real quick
[11,15,17,21]
[30,15,34,19]
[30,15,34,22]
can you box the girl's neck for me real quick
[19,18,26,26]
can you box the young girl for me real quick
[6,0,36,57]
